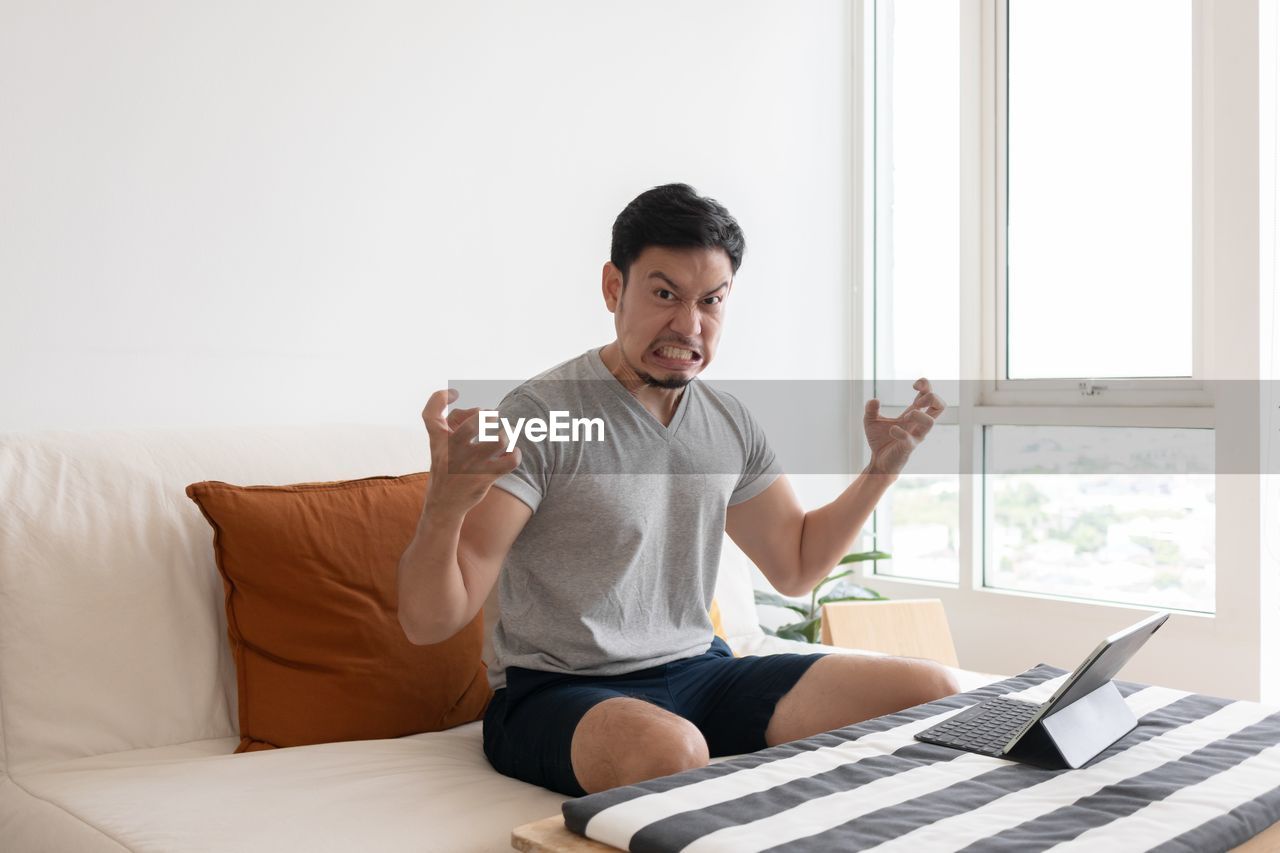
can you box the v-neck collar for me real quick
[588,345,694,441]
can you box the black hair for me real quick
[610,183,746,285]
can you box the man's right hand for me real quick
[400,389,532,646]
[421,388,522,515]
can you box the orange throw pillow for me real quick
[186,472,490,753]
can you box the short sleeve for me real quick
[728,397,783,506]
[489,390,556,513]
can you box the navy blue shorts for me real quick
[481,636,827,797]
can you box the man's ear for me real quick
[602,261,625,313]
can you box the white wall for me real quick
[1,0,854,433]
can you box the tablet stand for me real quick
[1007,680,1138,769]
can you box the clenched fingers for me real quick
[916,392,946,418]
[906,408,934,428]
[422,388,459,436]
[447,405,480,432]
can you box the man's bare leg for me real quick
[571,697,711,794]
[764,653,960,746]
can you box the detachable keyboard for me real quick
[915,696,1043,756]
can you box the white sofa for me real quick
[0,424,994,853]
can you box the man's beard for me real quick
[640,372,693,390]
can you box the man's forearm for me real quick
[793,465,898,593]
[396,496,472,644]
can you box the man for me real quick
[397,183,958,798]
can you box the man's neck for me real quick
[598,341,686,427]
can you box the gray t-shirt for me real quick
[484,346,782,691]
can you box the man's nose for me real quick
[670,301,701,336]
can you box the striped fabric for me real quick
[561,664,1280,853]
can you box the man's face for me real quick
[602,245,733,389]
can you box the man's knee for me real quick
[906,657,962,705]
[571,697,710,794]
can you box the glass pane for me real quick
[873,425,960,583]
[1006,0,1192,379]
[875,0,960,402]
[984,425,1215,612]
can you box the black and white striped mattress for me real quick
[561,664,1280,852]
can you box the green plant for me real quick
[754,550,890,643]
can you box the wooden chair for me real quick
[820,598,960,667]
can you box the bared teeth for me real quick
[657,346,695,360]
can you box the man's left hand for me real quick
[863,378,946,477]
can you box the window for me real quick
[984,425,1214,612]
[859,0,1262,696]
[871,0,962,584]
[1005,0,1193,380]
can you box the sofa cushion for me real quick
[1,725,569,853]
[186,472,490,752]
[0,424,444,775]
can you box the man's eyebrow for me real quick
[646,271,730,297]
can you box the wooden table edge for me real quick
[512,815,619,852]
[512,813,1280,852]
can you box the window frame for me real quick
[852,0,1265,701]
[991,0,1210,405]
